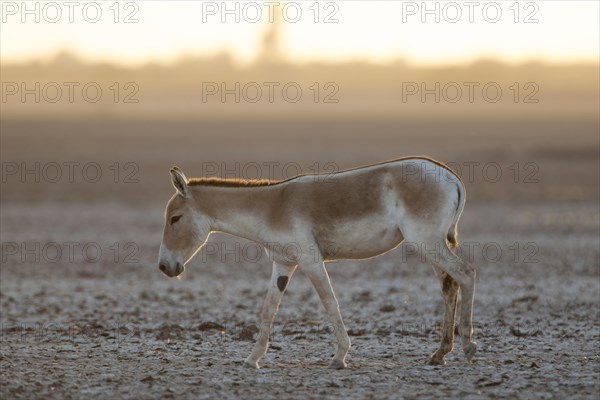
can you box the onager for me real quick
[158,157,476,369]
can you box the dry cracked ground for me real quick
[2,201,598,399]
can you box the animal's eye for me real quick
[170,215,182,225]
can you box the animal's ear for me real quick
[170,166,188,197]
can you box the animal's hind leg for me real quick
[421,240,477,362]
[428,265,459,365]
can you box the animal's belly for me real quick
[318,221,404,261]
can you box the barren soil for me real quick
[1,118,599,399]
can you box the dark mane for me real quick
[187,177,284,187]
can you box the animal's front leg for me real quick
[243,262,296,369]
[300,262,351,369]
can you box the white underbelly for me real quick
[319,218,404,261]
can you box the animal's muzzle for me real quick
[159,262,184,278]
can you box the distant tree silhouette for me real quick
[259,9,282,63]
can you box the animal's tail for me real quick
[447,179,466,248]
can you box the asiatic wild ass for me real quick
[158,157,476,369]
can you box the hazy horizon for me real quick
[2,1,598,67]
[3,48,599,69]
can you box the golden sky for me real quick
[1,0,598,66]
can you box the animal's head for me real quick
[158,167,211,277]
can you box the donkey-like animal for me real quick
[158,157,476,369]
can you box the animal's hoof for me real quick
[328,359,347,369]
[243,360,259,369]
[427,354,446,366]
[463,342,477,361]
